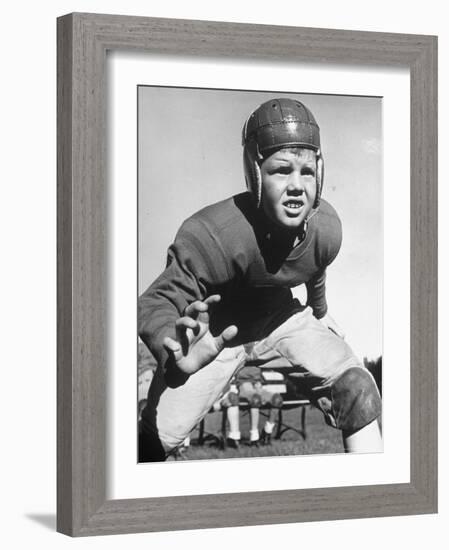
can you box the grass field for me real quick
[168,404,345,462]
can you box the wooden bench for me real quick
[196,367,311,448]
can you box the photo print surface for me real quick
[137,87,383,463]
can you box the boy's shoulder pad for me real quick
[316,198,340,221]
[314,199,342,231]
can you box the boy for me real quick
[138,98,382,462]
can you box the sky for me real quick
[138,87,382,360]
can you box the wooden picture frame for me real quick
[57,12,437,536]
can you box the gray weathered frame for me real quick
[57,12,438,537]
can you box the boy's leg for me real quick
[343,419,382,453]
[139,429,166,462]
[140,345,246,460]
[260,411,276,446]
[261,392,282,445]
[249,407,260,444]
[222,389,241,445]
[330,363,383,452]
[252,308,382,453]
[239,382,261,444]
[226,406,241,443]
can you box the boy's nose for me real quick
[287,174,304,193]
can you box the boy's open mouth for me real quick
[283,199,304,214]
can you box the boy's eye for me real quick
[269,166,291,175]
[301,167,315,176]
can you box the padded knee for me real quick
[249,393,262,408]
[270,393,283,409]
[331,367,382,432]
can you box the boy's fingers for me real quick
[163,336,180,351]
[204,294,221,306]
[222,325,238,342]
[184,300,208,318]
[163,336,183,362]
[175,317,199,353]
[184,295,220,324]
[214,325,238,351]
[175,317,199,331]
[198,294,221,323]
[197,310,209,324]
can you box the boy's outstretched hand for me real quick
[162,295,238,375]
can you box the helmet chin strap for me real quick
[293,220,307,247]
[314,148,324,209]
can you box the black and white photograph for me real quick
[137,87,383,463]
[0,0,441,544]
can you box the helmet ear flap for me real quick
[243,142,263,207]
[315,148,324,208]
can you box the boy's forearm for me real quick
[306,270,328,319]
[139,319,190,387]
[309,300,328,319]
[138,318,174,370]
[138,288,182,370]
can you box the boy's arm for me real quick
[306,270,345,338]
[138,219,234,374]
[305,269,328,319]
[306,206,344,334]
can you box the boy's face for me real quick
[259,148,317,232]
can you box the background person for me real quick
[225,366,283,447]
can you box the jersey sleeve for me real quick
[305,269,328,319]
[138,217,231,370]
[306,202,343,318]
